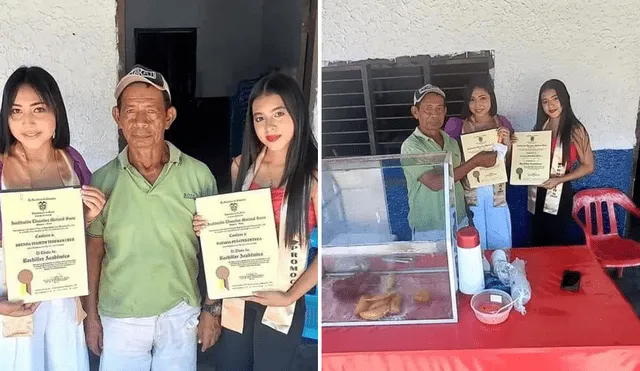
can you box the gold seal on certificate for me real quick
[510,131,552,186]
[0,187,88,303]
[196,188,279,300]
[460,129,508,188]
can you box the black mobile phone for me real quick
[561,270,581,292]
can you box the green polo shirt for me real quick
[87,141,217,318]
[400,128,466,232]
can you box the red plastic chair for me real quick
[572,188,640,278]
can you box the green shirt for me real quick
[87,142,217,318]
[400,128,466,232]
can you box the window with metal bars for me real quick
[321,51,494,158]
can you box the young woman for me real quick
[528,79,594,246]
[0,66,105,371]
[444,76,514,249]
[193,72,318,371]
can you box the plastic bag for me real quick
[491,249,515,285]
[493,143,508,160]
[509,258,532,315]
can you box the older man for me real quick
[400,84,496,241]
[83,65,221,371]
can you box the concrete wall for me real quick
[127,0,302,98]
[0,0,119,171]
[322,0,640,244]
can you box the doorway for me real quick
[134,28,197,101]
[129,28,231,190]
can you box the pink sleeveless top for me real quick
[249,182,317,233]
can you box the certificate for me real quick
[196,188,279,300]
[0,187,88,303]
[460,129,508,188]
[510,131,552,185]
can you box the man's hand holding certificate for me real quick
[460,129,508,188]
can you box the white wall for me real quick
[127,0,303,98]
[0,0,119,171]
[322,0,640,151]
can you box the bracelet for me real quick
[202,301,222,316]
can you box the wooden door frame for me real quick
[116,0,127,150]
[116,0,319,150]
[297,0,318,109]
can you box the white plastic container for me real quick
[471,289,514,325]
[456,226,485,295]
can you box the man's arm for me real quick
[83,235,105,355]
[83,236,104,319]
[419,152,497,191]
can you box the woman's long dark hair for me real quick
[534,79,581,163]
[0,66,71,153]
[235,72,318,247]
[461,75,498,119]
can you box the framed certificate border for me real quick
[510,131,552,186]
[196,188,280,300]
[460,129,508,188]
[0,186,88,303]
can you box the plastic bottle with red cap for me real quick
[456,226,485,295]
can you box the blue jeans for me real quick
[469,185,512,250]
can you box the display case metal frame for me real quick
[321,152,459,327]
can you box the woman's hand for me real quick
[245,291,295,307]
[498,127,512,146]
[541,176,564,189]
[0,297,40,317]
[82,186,106,225]
[193,214,208,236]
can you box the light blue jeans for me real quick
[469,185,512,250]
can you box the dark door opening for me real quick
[132,28,231,191]
[134,28,197,101]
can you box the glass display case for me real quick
[321,152,459,326]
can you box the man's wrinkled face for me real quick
[411,93,446,132]
[113,83,176,150]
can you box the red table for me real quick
[322,246,640,371]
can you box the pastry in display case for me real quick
[322,152,460,326]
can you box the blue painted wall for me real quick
[382,149,634,246]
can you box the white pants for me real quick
[99,301,200,371]
[0,299,90,371]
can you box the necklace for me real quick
[263,160,285,188]
[29,150,54,174]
